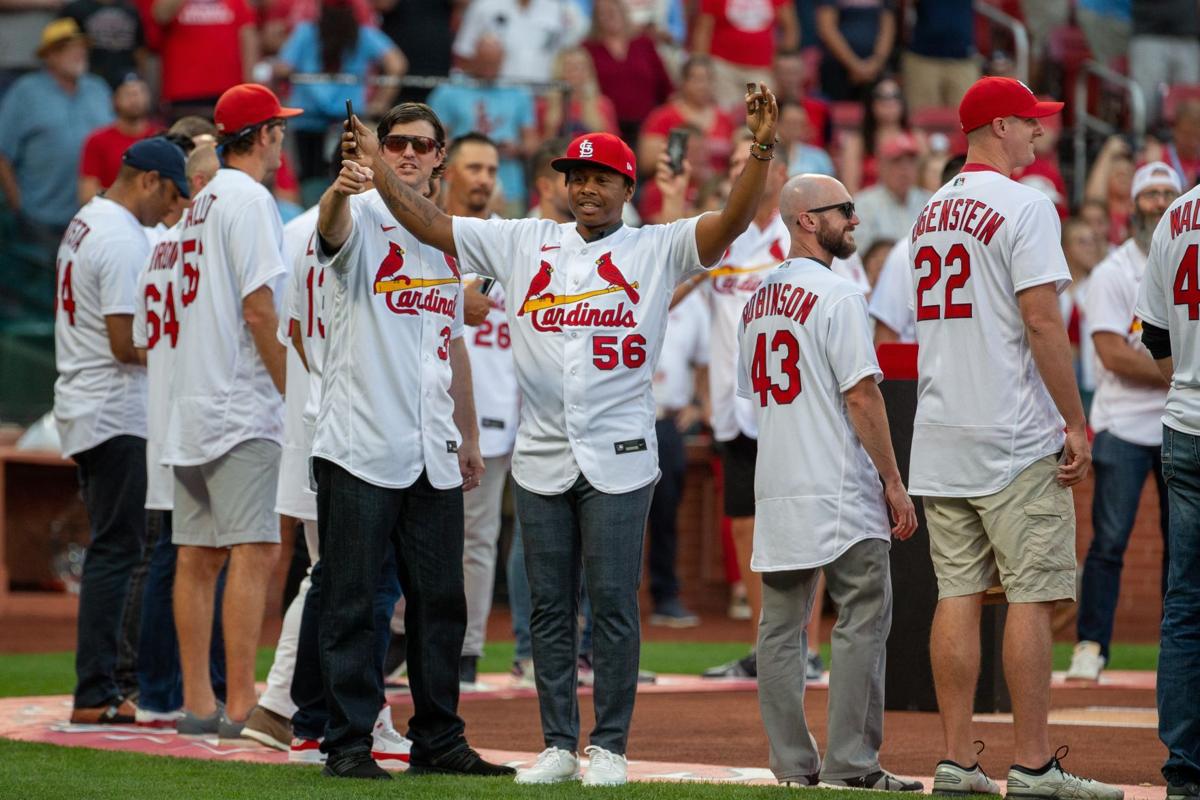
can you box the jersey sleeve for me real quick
[451,281,465,339]
[825,292,883,392]
[735,317,751,400]
[1137,215,1173,329]
[1084,260,1134,337]
[867,240,914,334]
[97,232,149,315]
[451,216,527,282]
[316,201,366,277]
[658,213,716,284]
[132,265,150,349]
[1010,196,1071,294]
[229,196,288,297]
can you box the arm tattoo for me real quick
[372,153,439,230]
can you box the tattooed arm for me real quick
[343,116,459,256]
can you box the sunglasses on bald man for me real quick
[807,201,855,220]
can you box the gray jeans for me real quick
[514,474,654,755]
[757,537,892,782]
[462,455,510,658]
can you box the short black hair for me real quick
[376,102,448,177]
[680,54,714,81]
[159,132,196,156]
[447,132,498,163]
[221,121,277,157]
[531,137,568,180]
[940,154,967,184]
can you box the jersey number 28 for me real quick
[750,329,802,406]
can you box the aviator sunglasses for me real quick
[381,134,441,155]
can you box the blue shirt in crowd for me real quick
[427,79,534,206]
[909,0,975,60]
[0,70,113,228]
[279,22,397,131]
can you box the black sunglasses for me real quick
[381,134,441,155]
[806,201,855,220]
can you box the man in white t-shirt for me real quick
[442,133,522,688]
[452,0,586,84]
[741,173,919,792]
[1066,162,1180,683]
[1134,161,1200,800]
[53,137,187,725]
[913,77,1120,800]
[314,103,509,781]
[132,142,222,727]
[162,84,299,738]
[338,84,778,786]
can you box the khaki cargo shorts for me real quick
[922,455,1076,603]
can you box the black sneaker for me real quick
[822,769,925,792]
[1167,781,1199,800]
[322,753,391,780]
[408,745,516,777]
[702,651,757,679]
[781,772,821,788]
[459,655,478,685]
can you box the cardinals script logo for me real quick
[373,242,460,317]
[518,251,639,333]
[709,239,785,295]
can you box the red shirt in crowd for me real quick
[139,0,255,103]
[641,102,736,175]
[583,36,673,126]
[80,123,161,189]
[700,0,789,69]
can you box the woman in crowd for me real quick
[584,0,674,145]
[540,47,619,140]
[838,75,919,194]
[638,55,734,182]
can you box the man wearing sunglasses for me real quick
[312,103,509,781]
[911,76,1119,800]
[338,83,778,786]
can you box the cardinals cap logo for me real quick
[579,139,594,158]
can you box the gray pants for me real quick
[757,538,892,782]
[462,455,510,658]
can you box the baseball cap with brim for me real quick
[37,17,86,58]
[123,138,191,199]
[551,133,637,184]
[214,84,303,139]
[958,77,1063,134]
[879,132,920,160]
[1130,161,1183,201]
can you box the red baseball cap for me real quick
[958,77,1063,133]
[879,131,920,160]
[551,133,637,183]
[214,84,303,137]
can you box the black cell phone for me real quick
[345,99,357,150]
[666,128,689,176]
[476,277,495,295]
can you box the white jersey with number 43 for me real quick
[908,165,1071,498]
[736,258,890,571]
[1137,184,1200,435]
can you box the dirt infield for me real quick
[450,685,1163,787]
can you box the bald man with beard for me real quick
[740,173,920,792]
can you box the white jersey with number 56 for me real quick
[1136,184,1200,435]
[908,165,1071,498]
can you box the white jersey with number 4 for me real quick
[736,258,889,571]
[908,165,1071,498]
[53,197,150,458]
[314,190,465,490]
[1137,185,1200,435]
[133,222,183,509]
[162,168,288,466]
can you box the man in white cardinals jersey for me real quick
[1135,170,1200,800]
[441,132,522,687]
[314,102,507,781]
[739,173,919,793]
[699,134,789,678]
[911,77,1120,800]
[131,143,222,727]
[53,137,187,725]
[339,82,779,786]
[161,84,300,738]
[1066,162,1180,684]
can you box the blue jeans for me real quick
[514,475,653,755]
[314,460,464,765]
[508,518,593,660]
[290,530,401,741]
[73,435,147,708]
[137,510,227,712]
[1159,425,1200,785]
[1078,431,1169,658]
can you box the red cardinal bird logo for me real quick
[596,252,639,304]
[518,260,554,316]
[375,242,409,286]
[769,239,785,262]
[443,253,461,279]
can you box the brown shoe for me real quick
[241,704,292,750]
[70,699,137,725]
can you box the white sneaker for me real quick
[934,760,1003,795]
[582,745,628,787]
[289,737,326,764]
[371,705,411,763]
[515,747,581,784]
[1065,642,1105,682]
[135,708,183,728]
[1007,748,1124,800]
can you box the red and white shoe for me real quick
[372,705,411,763]
[289,736,326,764]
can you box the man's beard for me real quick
[817,221,856,260]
